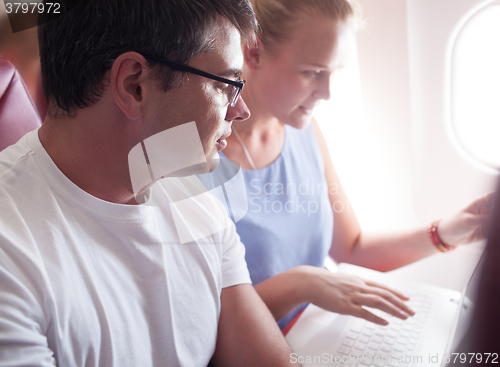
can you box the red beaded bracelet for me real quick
[428,221,457,252]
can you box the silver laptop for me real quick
[285,254,485,367]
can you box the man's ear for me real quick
[110,52,150,120]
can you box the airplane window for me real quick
[451,4,500,170]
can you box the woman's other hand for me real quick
[303,266,415,326]
[437,192,496,246]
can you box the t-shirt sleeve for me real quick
[219,220,251,289]
[0,244,57,367]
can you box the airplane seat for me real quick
[0,56,42,151]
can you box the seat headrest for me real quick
[0,57,42,151]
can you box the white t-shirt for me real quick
[0,130,251,367]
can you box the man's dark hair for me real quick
[38,0,257,116]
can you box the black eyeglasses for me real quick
[143,55,245,107]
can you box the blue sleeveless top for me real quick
[220,124,333,328]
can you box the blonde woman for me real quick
[220,0,493,329]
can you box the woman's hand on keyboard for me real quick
[303,267,416,325]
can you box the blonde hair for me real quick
[251,0,362,47]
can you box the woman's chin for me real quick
[283,113,314,130]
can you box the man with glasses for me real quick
[0,0,295,366]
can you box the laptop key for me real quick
[359,336,370,344]
[381,345,392,353]
[400,331,411,338]
[358,354,376,366]
[335,362,357,367]
[346,331,359,340]
[366,323,376,330]
[363,329,374,337]
[383,338,396,346]
[351,319,366,333]
[387,331,398,338]
[390,324,402,332]
[354,341,367,351]
[359,359,374,366]
[337,345,351,355]
[343,339,355,347]
[394,344,405,352]
[396,337,409,345]
[402,324,413,332]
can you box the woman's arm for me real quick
[312,120,494,272]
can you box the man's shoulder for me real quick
[0,131,39,183]
[0,131,53,243]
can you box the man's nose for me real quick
[225,96,250,122]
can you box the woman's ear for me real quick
[243,38,264,71]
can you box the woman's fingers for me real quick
[364,284,416,316]
[345,279,416,321]
[364,280,409,300]
[350,306,389,326]
[355,293,413,320]
[313,271,416,325]
[473,191,496,214]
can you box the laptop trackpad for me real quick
[286,305,349,358]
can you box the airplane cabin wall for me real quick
[405,0,498,222]
[320,0,498,232]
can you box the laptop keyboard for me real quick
[333,288,435,367]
